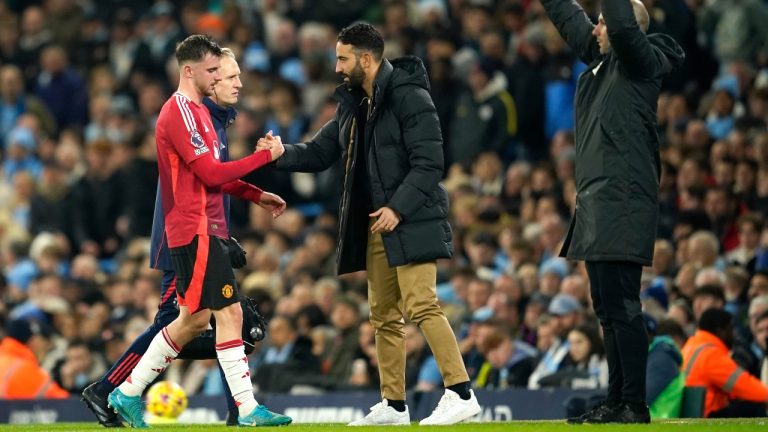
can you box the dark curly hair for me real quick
[337,23,384,60]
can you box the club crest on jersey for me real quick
[191,130,209,156]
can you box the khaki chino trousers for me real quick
[366,221,469,400]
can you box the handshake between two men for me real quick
[255,131,401,234]
[239,130,287,220]
[257,130,283,158]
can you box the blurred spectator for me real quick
[538,258,569,298]
[535,324,607,390]
[316,298,360,389]
[71,8,109,73]
[18,6,52,84]
[35,45,87,129]
[429,56,461,163]
[703,188,739,252]
[2,126,41,182]
[131,1,182,81]
[646,317,685,419]
[733,295,768,377]
[749,270,768,299]
[70,140,123,258]
[466,232,502,276]
[728,213,763,270]
[687,230,722,269]
[28,160,73,238]
[477,329,536,389]
[692,285,726,323]
[723,266,750,317]
[350,321,378,389]
[119,133,157,238]
[754,311,768,385]
[653,239,675,276]
[0,64,55,144]
[506,23,546,161]
[254,315,319,392]
[705,87,736,140]
[698,0,768,65]
[52,339,106,393]
[682,308,768,417]
[548,293,583,339]
[448,57,517,168]
[0,318,69,399]
[107,9,139,86]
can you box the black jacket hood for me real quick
[648,33,685,74]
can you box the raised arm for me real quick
[602,0,665,79]
[540,0,600,64]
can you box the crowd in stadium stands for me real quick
[1,0,768,416]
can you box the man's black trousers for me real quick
[585,261,647,403]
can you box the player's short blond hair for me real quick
[220,47,236,61]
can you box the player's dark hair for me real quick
[337,23,384,60]
[175,34,222,65]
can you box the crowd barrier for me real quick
[0,388,603,424]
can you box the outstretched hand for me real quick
[257,191,287,218]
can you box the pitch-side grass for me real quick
[1,419,766,432]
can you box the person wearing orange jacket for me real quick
[682,308,768,417]
[0,318,68,399]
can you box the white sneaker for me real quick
[419,389,481,425]
[348,400,410,426]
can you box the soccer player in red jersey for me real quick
[107,35,291,428]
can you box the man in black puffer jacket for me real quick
[260,23,479,426]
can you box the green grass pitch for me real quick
[1,419,766,431]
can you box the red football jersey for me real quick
[156,92,228,247]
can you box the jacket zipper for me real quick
[336,117,357,265]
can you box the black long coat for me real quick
[542,0,685,265]
[275,56,452,274]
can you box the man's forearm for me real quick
[222,180,263,202]
[190,150,272,187]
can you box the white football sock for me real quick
[216,339,257,416]
[118,327,180,397]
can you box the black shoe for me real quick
[586,401,651,424]
[567,399,620,424]
[81,382,124,428]
[226,408,239,426]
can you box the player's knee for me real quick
[177,312,210,334]
[214,302,243,325]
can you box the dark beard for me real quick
[344,62,366,89]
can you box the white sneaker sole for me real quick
[419,403,481,426]
[348,419,410,426]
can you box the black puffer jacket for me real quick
[275,56,452,274]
